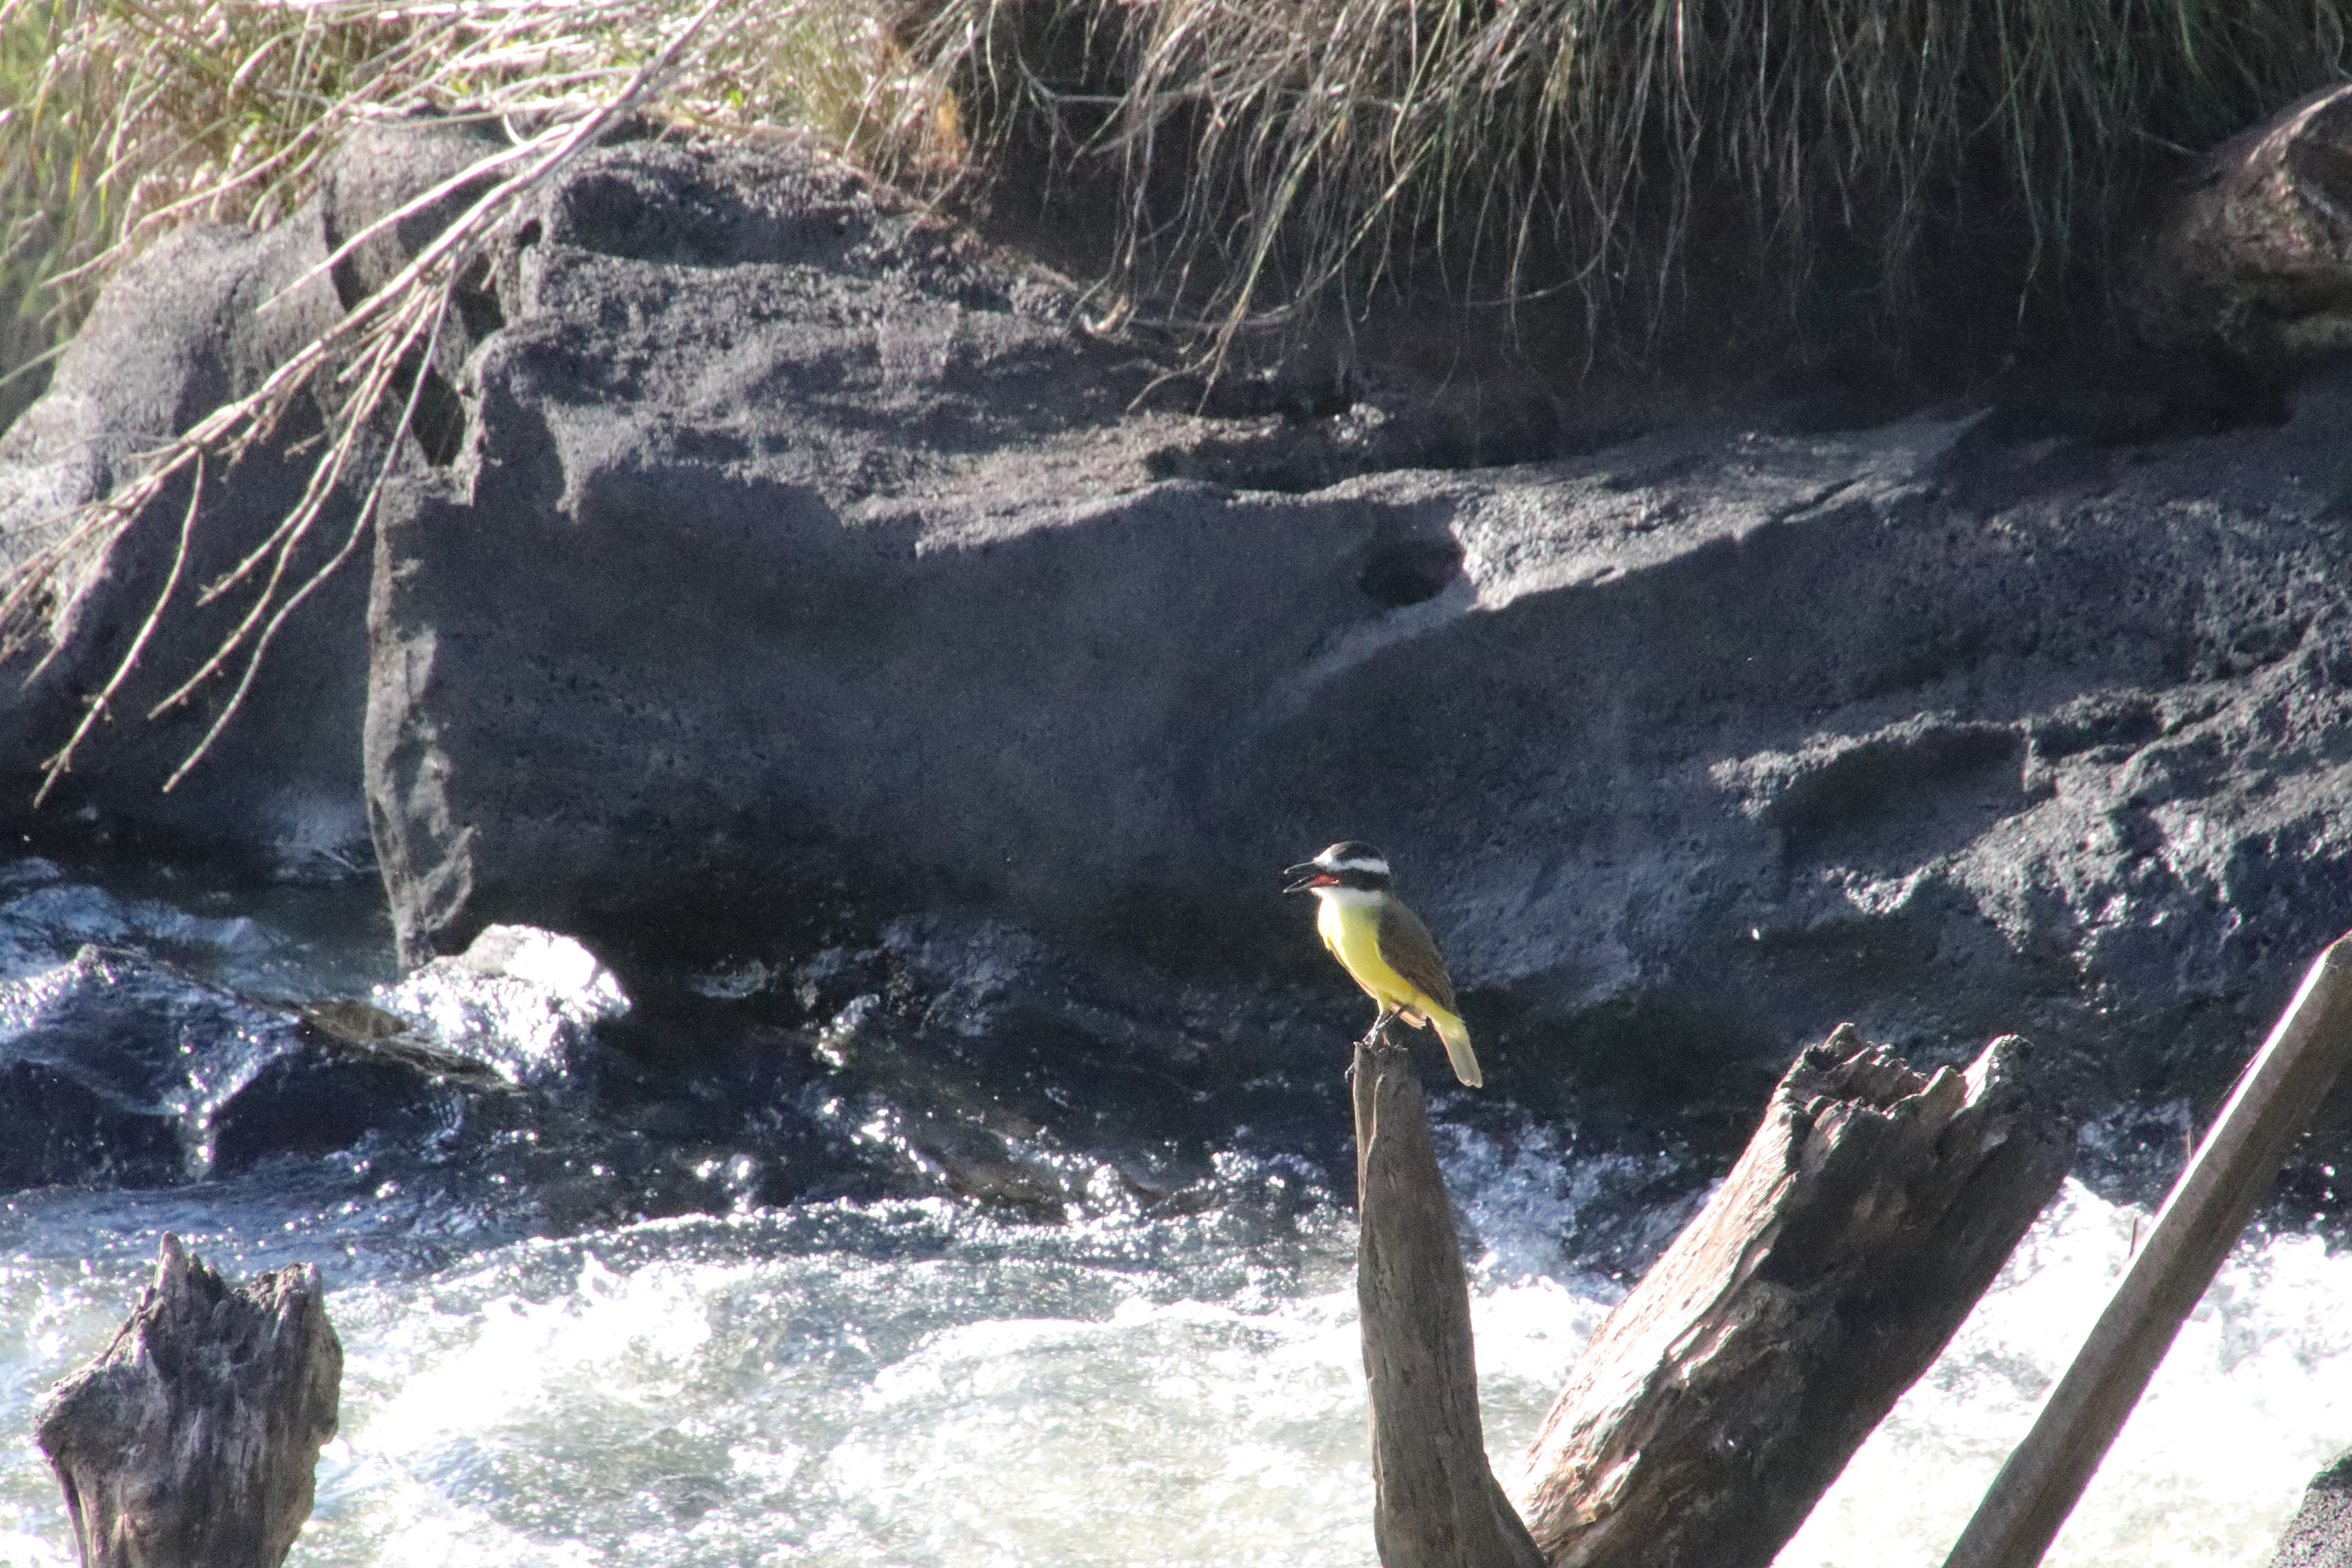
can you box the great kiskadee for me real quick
[1283,841,1482,1087]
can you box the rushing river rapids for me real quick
[0,856,2348,1566]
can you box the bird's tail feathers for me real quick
[1433,1010,1483,1088]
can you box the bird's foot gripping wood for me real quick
[1363,1009,1399,1048]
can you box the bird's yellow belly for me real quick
[1318,898,1426,1014]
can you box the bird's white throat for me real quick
[1312,884,1387,909]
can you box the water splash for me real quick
[2,859,2349,1566]
[1782,1182,2352,1567]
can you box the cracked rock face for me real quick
[1232,406,2352,1105]
[8,125,2352,1117]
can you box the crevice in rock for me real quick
[452,254,505,340]
[1358,538,1463,608]
[2027,694,2164,764]
[1981,351,2295,445]
[1763,723,2025,852]
[405,365,467,467]
[1142,391,1585,494]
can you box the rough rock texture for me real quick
[0,211,363,864]
[0,864,1194,1222]
[36,1234,340,1568]
[0,113,510,872]
[0,943,307,1181]
[0,869,647,1192]
[0,1053,184,1191]
[2133,82,2352,363]
[376,924,630,1090]
[361,136,1259,959]
[369,126,2352,1113]
[2271,1451,2352,1568]
[9,123,2352,1122]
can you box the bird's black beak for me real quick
[1282,862,1331,895]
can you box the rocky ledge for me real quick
[5,113,2352,1159]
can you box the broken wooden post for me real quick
[1945,931,2352,1568]
[1354,1029,1547,1568]
[1509,1025,2070,1568]
[36,1233,343,1568]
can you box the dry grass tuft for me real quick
[907,0,2352,361]
[0,0,955,425]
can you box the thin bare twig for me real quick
[162,288,451,791]
[32,453,205,806]
[5,0,739,800]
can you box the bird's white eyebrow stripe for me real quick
[1322,856,1389,874]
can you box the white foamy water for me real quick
[4,860,2343,1562]
[317,1225,1361,1565]
[1782,1183,2352,1567]
[6,1158,2349,1568]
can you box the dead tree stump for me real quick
[1508,1025,2070,1568]
[1354,1031,1547,1568]
[36,1233,343,1568]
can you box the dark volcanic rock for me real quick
[0,865,1138,1217]
[199,922,641,1176]
[0,1057,183,1190]
[374,924,630,1090]
[0,209,365,866]
[2272,1450,2352,1568]
[361,137,1225,959]
[368,126,2352,1113]
[203,1042,449,1176]
[0,918,629,1189]
[12,123,2352,1132]
[0,113,512,873]
[0,944,309,1186]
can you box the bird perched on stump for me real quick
[1284,842,1482,1087]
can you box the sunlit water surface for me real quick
[0,867,2348,1566]
[5,1165,2349,1566]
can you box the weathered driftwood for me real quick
[1353,1031,1546,1568]
[1508,1025,2070,1568]
[36,1233,342,1568]
[1948,932,2352,1568]
[2130,80,2352,362]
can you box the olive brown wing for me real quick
[1375,897,1459,1013]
